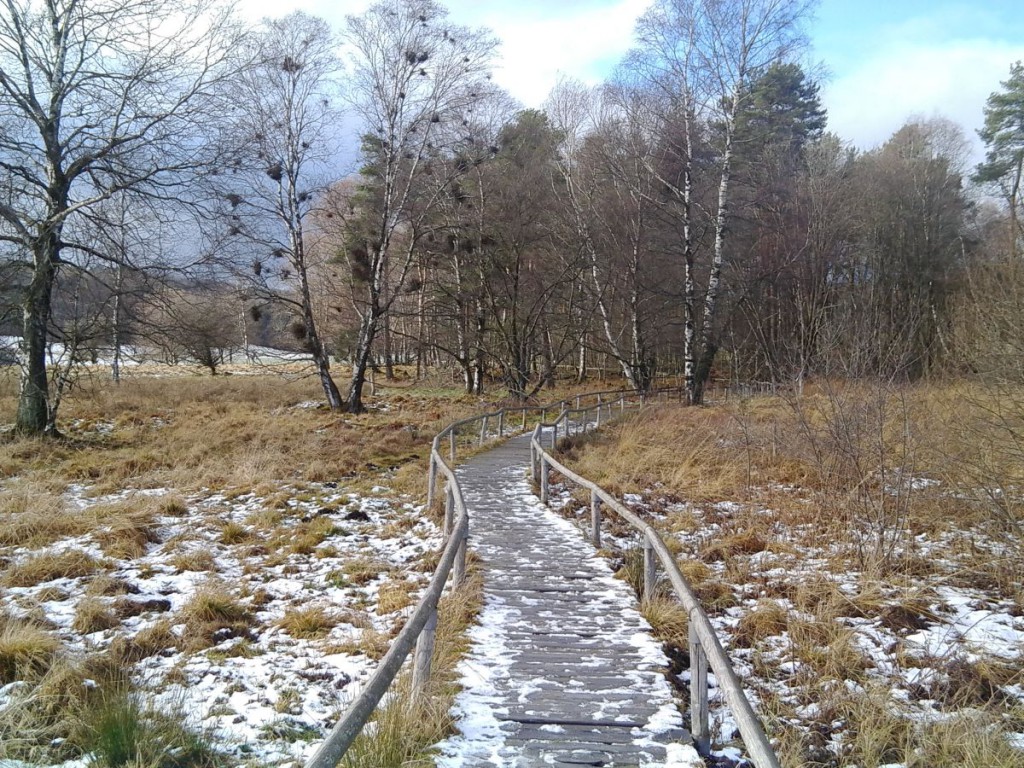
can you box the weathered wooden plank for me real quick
[436,432,693,765]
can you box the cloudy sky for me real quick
[237,0,1024,164]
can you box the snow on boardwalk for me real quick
[435,434,702,767]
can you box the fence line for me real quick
[528,409,781,768]
[303,386,678,767]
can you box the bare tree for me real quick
[342,0,498,412]
[0,0,243,434]
[547,79,657,391]
[221,11,345,408]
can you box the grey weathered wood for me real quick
[690,620,710,754]
[479,415,487,446]
[533,421,783,768]
[411,607,438,697]
[590,491,601,548]
[426,449,437,508]
[643,533,657,601]
[540,457,549,504]
[497,409,505,436]
[442,429,691,765]
[454,528,467,585]
[307,387,692,768]
[444,484,454,538]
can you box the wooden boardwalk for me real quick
[434,433,700,768]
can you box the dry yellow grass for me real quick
[0,372,492,505]
[639,595,689,647]
[2,549,103,587]
[176,580,253,651]
[377,579,415,614]
[71,597,120,634]
[275,606,340,639]
[0,614,62,683]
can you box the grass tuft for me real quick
[2,549,102,587]
[0,613,62,684]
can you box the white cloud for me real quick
[469,0,652,107]
[823,38,1024,165]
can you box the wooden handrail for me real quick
[529,407,781,768]
[305,385,678,768]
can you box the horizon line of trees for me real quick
[2,0,1024,435]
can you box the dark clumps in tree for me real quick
[289,320,308,339]
[281,56,303,73]
[404,276,423,293]
[350,246,371,282]
[405,50,417,64]
[252,259,263,276]
[225,193,244,207]
[272,247,287,258]
[249,306,262,322]
[266,162,283,181]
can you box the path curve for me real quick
[434,433,703,767]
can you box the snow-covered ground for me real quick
[0,336,309,370]
[0,462,438,764]
[548,480,1024,765]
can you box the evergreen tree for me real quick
[975,61,1024,257]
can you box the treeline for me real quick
[2,0,1022,434]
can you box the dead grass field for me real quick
[0,365,541,766]
[553,380,1024,767]
[0,364,618,766]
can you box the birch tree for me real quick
[222,12,345,408]
[342,0,497,412]
[547,80,661,391]
[630,0,815,402]
[0,0,242,434]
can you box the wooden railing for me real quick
[529,411,781,768]
[303,386,675,768]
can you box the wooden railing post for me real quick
[411,606,438,697]
[561,412,570,440]
[540,457,549,504]
[453,527,467,585]
[479,415,488,446]
[521,409,527,430]
[449,429,456,461]
[426,445,438,508]
[498,409,505,436]
[575,395,581,408]
[643,533,657,600]
[620,396,626,415]
[444,485,454,538]
[596,402,602,427]
[689,620,710,754]
[590,491,601,548]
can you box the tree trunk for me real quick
[347,308,378,413]
[16,240,58,434]
[693,89,738,405]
